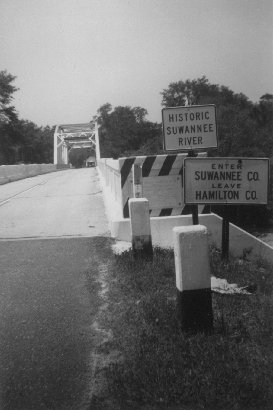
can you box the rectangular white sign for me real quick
[184,157,269,204]
[162,105,217,151]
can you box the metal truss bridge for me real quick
[54,121,99,165]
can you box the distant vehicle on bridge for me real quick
[86,156,96,167]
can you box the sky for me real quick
[0,0,272,127]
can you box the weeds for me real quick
[96,247,273,410]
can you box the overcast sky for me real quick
[1,0,272,127]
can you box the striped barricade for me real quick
[119,153,206,218]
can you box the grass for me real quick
[95,247,273,410]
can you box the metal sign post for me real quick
[221,206,230,260]
[161,104,219,227]
[187,150,199,225]
[133,163,143,198]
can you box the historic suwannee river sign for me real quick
[162,105,218,151]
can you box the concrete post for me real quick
[94,120,101,160]
[173,225,213,333]
[54,126,59,165]
[133,164,143,198]
[129,198,153,258]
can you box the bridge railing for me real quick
[97,158,123,219]
[97,154,273,264]
[0,163,69,185]
[97,152,207,220]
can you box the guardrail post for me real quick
[173,225,213,334]
[129,198,153,258]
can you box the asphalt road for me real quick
[0,168,109,239]
[0,169,113,409]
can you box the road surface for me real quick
[0,168,113,409]
[0,168,109,240]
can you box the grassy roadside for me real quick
[91,247,273,410]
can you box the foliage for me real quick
[97,77,272,162]
[0,70,18,125]
[211,203,272,231]
[97,103,162,158]
[1,68,272,186]
[0,118,54,164]
[91,247,273,409]
[68,147,94,168]
[161,76,273,158]
[161,77,273,229]
[0,70,54,164]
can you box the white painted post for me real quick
[54,125,59,165]
[173,225,213,333]
[129,198,153,258]
[133,164,143,198]
[94,118,101,160]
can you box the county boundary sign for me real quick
[184,157,269,205]
[162,104,218,151]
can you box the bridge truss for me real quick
[54,120,99,165]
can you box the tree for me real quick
[68,147,93,168]
[162,76,218,106]
[0,118,54,164]
[97,104,161,158]
[161,76,273,229]
[37,125,54,163]
[0,70,18,125]
[0,70,55,165]
[161,76,273,158]
[0,70,19,163]
[132,107,148,123]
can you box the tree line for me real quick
[1,70,272,165]
[0,70,54,165]
[96,76,272,229]
[1,70,272,228]
[97,76,273,160]
[96,103,162,158]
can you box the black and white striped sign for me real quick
[120,154,205,218]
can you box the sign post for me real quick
[133,164,143,198]
[162,104,218,225]
[222,207,230,260]
[161,105,219,334]
[184,157,269,259]
[187,150,199,225]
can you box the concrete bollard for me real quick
[129,198,153,258]
[173,225,213,333]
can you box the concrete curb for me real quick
[0,164,69,185]
[109,213,273,264]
